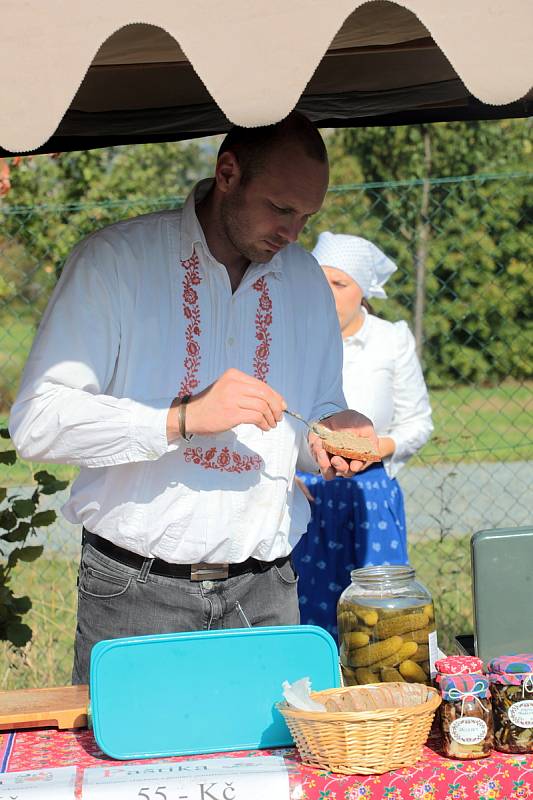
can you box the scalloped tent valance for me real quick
[1,0,532,154]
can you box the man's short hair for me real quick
[218,111,327,183]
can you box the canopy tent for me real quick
[1,0,532,155]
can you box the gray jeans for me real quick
[72,541,300,685]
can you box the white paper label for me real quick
[0,766,76,798]
[428,630,439,676]
[508,699,533,729]
[450,716,488,745]
[82,756,290,800]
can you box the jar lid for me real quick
[439,674,490,701]
[488,654,533,674]
[350,564,416,583]
[435,656,484,675]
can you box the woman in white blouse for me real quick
[293,232,433,635]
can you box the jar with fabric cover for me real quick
[337,565,437,686]
[488,654,533,753]
[435,656,493,759]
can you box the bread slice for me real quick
[323,442,381,461]
[314,424,381,462]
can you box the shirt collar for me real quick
[344,306,370,347]
[179,179,283,276]
[179,178,213,262]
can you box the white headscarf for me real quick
[312,232,397,299]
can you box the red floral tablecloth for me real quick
[1,727,532,799]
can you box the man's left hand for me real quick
[309,409,379,480]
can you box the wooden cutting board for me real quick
[0,685,89,731]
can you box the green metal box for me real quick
[471,526,533,664]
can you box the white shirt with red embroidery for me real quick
[10,180,346,564]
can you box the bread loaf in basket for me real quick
[278,682,441,775]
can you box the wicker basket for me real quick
[277,682,441,775]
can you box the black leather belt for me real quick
[82,529,291,582]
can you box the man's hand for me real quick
[309,409,379,480]
[167,368,286,441]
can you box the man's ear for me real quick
[215,151,242,194]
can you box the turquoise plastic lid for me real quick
[90,625,340,760]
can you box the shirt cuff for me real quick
[385,434,408,478]
[130,397,177,461]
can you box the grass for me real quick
[412,380,533,466]
[1,380,532,487]
[0,537,473,690]
[410,536,473,653]
[0,317,36,411]
[0,557,78,690]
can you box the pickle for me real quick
[399,660,427,683]
[345,631,370,649]
[337,610,358,634]
[411,644,429,663]
[372,640,419,668]
[402,627,433,644]
[380,666,405,682]
[355,667,380,685]
[356,608,378,627]
[374,612,429,640]
[339,603,378,627]
[352,624,374,636]
[338,599,435,686]
[377,605,427,619]
[349,635,403,667]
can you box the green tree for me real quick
[310,120,532,386]
[3,140,217,282]
[0,140,217,408]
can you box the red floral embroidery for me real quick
[178,250,202,398]
[252,276,272,382]
[178,254,273,472]
[184,446,262,473]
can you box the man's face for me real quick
[219,144,329,263]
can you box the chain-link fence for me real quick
[1,170,532,688]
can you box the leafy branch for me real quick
[0,428,68,647]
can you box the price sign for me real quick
[82,756,290,800]
[0,766,76,799]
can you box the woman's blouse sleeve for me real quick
[386,321,433,477]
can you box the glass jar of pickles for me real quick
[436,656,493,759]
[337,565,437,686]
[488,654,533,754]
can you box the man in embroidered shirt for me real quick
[10,112,377,684]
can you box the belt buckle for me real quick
[190,563,230,582]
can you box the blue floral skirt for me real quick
[292,463,409,637]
